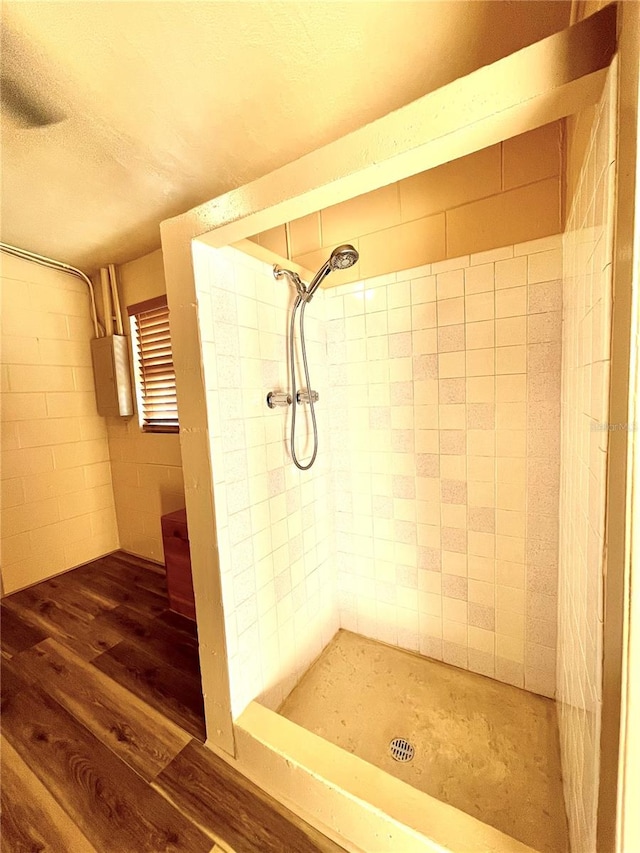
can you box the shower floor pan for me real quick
[279,630,568,853]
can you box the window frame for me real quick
[127,295,179,434]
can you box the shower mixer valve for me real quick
[266,390,318,408]
[266,391,291,409]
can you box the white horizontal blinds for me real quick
[128,296,179,433]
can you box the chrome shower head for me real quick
[329,244,359,271]
[305,244,360,302]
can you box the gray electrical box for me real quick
[90,334,134,417]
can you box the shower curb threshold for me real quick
[231,702,540,853]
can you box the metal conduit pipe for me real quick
[0,241,103,338]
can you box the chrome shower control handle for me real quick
[297,389,319,404]
[266,391,291,409]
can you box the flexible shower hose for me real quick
[289,294,319,470]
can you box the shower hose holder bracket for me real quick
[297,389,319,404]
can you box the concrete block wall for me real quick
[1,254,118,593]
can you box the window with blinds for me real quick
[127,296,179,433]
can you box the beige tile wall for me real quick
[106,249,185,563]
[250,121,563,283]
[326,236,563,697]
[193,244,337,717]
[0,254,118,593]
[557,66,616,853]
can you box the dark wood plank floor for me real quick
[2,550,205,738]
[1,551,346,853]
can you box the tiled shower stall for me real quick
[193,235,564,714]
[189,65,616,853]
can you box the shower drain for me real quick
[389,737,415,763]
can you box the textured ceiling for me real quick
[0,1,570,272]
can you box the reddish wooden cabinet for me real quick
[161,508,196,620]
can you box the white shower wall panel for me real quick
[325,240,564,698]
[193,244,337,717]
[558,65,616,853]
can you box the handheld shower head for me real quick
[305,244,359,302]
[329,245,359,271]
